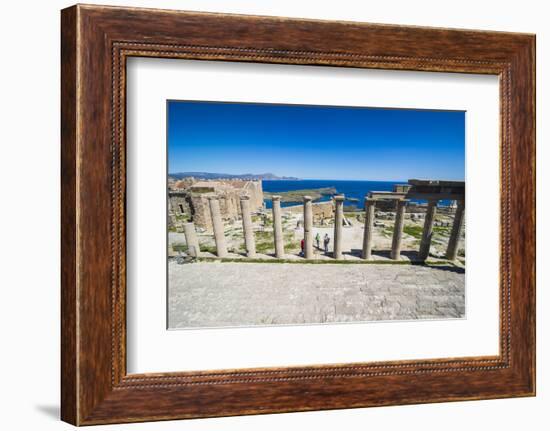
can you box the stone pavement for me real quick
[168,261,465,329]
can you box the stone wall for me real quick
[188,195,211,231]
[168,179,263,232]
[283,201,334,225]
[244,180,264,210]
[169,191,192,216]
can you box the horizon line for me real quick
[168,174,464,182]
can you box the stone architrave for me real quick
[271,196,285,258]
[391,199,407,260]
[445,199,465,260]
[183,222,200,257]
[419,199,438,261]
[333,195,345,259]
[240,196,256,258]
[362,198,376,259]
[303,196,313,259]
[208,197,227,257]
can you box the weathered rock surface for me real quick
[168,261,465,329]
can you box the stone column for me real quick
[419,199,438,261]
[303,196,313,259]
[271,196,285,258]
[391,199,407,260]
[240,196,256,258]
[362,198,376,259]
[446,199,465,260]
[183,222,200,257]
[333,194,345,259]
[208,197,227,257]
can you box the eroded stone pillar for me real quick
[240,196,256,258]
[361,196,376,259]
[362,198,376,259]
[333,195,345,259]
[303,196,313,259]
[208,197,227,257]
[419,199,438,261]
[272,196,285,258]
[391,199,407,260]
[183,222,200,257]
[446,199,465,260]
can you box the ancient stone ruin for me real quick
[364,180,465,261]
[168,178,263,232]
[176,179,465,263]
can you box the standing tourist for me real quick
[323,234,330,254]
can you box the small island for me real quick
[263,187,337,203]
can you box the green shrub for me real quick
[172,244,188,252]
[403,225,423,238]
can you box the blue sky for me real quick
[167,100,465,181]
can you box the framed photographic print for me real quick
[61,4,535,425]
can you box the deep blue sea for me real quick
[263,180,404,209]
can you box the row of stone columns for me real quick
[361,198,408,261]
[361,197,465,261]
[271,194,350,260]
[183,196,256,258]
[183,195,465,262]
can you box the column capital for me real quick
[303,195,312,202]
[271,195,281,201]
[334,194,345,202]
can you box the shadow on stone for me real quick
[371,250,393,259]
[400,250,422,261]
[417,264,465,274]
[347,249,363,258]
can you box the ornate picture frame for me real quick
[61,4,535,425]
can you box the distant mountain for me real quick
[168,172,300,181]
